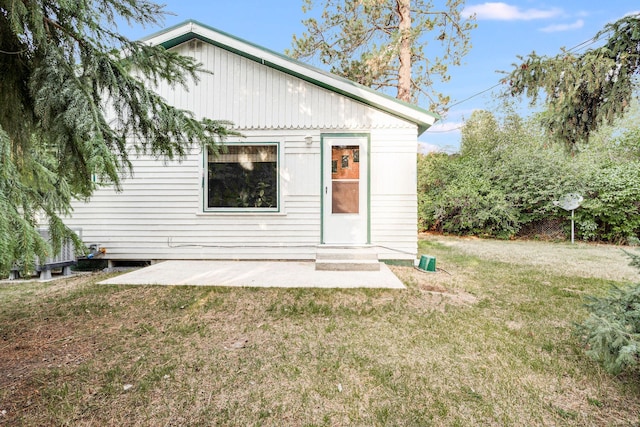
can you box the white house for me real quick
[64,20,439,266]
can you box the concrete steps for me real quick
[315,246,380,271]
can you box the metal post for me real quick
[571,209,575,244]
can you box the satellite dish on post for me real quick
[554,193,583,211]
[553,193,583,244]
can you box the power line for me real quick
[426,125,464,133]
[425,30,614,134]
[447,83,502,108]
[565,28,611,54]
[439,29,613,115]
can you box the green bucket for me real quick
[418,255,436,272]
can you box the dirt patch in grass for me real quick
[0,273,140,421]
[0,306,97,417]
[389,265,478,309]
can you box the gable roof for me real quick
[141,20,439,135]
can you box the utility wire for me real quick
[426,125,464,133]
[427,28,614,133]
[447,83,502,108]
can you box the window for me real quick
[206,144,278,210]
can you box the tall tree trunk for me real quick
[397,0,411,102]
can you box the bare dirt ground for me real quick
[423,233,639,283]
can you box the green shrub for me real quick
[417,152,458,231]
[418,153,519,238]
[577,162,640,244]
[417,108,640,243]
[418,111,577,239]
[433,167,519,238]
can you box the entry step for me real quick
[315,246,380,271]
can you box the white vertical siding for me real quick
[154,42,414,132]
[370,128,419,260]
[65,40,421,261]
[66,132,325,260]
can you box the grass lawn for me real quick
[1,236,639,426]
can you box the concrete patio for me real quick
[98,260,406,289]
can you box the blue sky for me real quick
[119,1,639,153]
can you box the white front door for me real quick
[322,135,369,244]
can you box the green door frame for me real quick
[320,133,371,244]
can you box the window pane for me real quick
[207,145,278,209]
[331,145,359,179]
[341,154,349,169]
[331,145,359,214]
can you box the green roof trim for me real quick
[141,20,440,134]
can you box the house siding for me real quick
[154,42,416,132]
[370,128,418,260]
[64,39,420,261]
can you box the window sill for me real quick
[196,210,286,216]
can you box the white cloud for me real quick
[464,2,562,20]
[539,19,584,33]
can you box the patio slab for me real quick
[98,260,406,289]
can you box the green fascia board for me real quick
[141,19,440,135]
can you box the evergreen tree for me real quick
[577,250,640,375]
[503,14,640,151]
[288,0,475,110]
[0,1,233,274]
